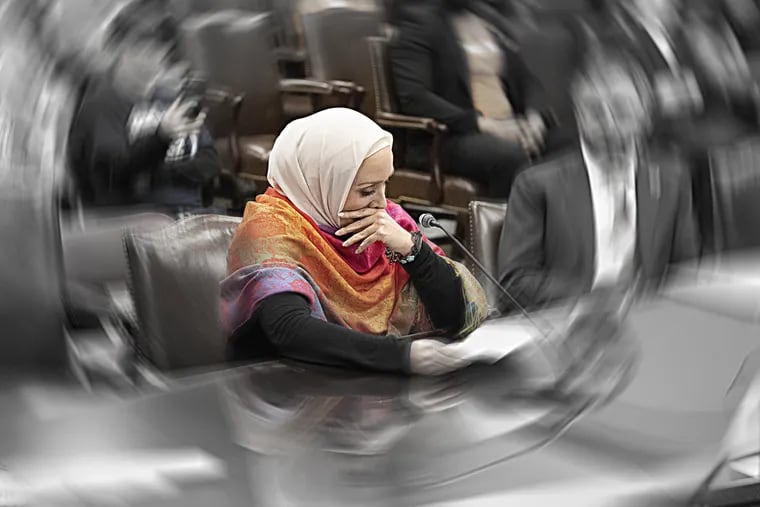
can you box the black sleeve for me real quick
[255,293,411,373]
[80,89,170,182]
[402,242,466,333]
[502,45,550,117]
[160,129,222,185]
[389,6,480,134]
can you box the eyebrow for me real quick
[358,169,395,187]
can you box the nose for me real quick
[373,191,387,210]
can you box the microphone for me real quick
[418,213,552,336]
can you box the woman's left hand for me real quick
[336,208,415,255]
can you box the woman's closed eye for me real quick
[360,187,377,197]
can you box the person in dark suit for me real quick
[497,49,699,311]
[389,0,556,199]
[584,0,758,253]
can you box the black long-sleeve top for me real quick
[227,242,467,373]
[68,76,221,208]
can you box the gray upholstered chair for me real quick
[299,2,383,115]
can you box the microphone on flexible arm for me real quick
[417,213,554,337]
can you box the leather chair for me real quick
[467,200,508,310]
[299,2,384,114]
[179,12,353,185]
[124,215,241,372]
[367,36,485,229]
[708,136,760,252]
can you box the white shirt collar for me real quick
[580,139,637,187]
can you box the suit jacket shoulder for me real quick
[513,149,584,191]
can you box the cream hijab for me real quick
[267,108,393,228]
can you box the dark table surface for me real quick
[0,294,759,506]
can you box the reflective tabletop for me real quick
[0,296,758,506]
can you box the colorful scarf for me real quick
[221,189,487,338]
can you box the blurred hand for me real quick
[159,97,206,139]
[409,339,472,376]
[478,116,544,156]
[336,208,414,255]
[518,118,545,156]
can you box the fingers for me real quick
[335,213,378,237]
[355,231,381,254]
[343,226,379,251]
[413,341,471,376]
[338,207,380,221]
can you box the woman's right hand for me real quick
[409,339,472,376]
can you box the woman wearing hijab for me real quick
[221,108,488,376]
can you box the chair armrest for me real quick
[376,112,448,135]
[377,112,448,204]
[280,78,335,95]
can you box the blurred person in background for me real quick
[222,108,488,376]
[585,0,759,252]
[389,0,557,199]
[596,0,758,139]
[67,27,222,215]
[497,49,699,311]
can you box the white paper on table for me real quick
[449,319,538,364]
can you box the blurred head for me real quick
[107,29,189,99]
[572,50,653,155]
[267,108,394,229]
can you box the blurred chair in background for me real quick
[299,0,384,115]
[179,11,354,187]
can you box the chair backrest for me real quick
[61,212,175,286]
[709,137,760,252]
[125,214,242,371]
[300,4,384,115]
[179,11,285,136]
[468,200,508,308]
[367,35,396,115]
